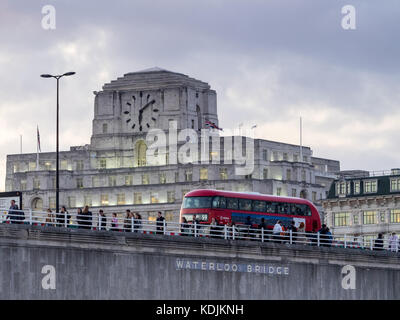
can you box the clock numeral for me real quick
[132,124,136,129]
[132,95,136,101]
[146,123,150,128]
[124,111,130,114]
[153,109,159,112]
[139,125,142,131]
[152,117,156,121]
[126,102,131,106]
[126,119,131,123]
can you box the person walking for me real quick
[98,210,107,231]
[273,220,283,243]
[374,233,384,251]
[45,209,55,227]
[58,206,70,227]
[82,205,92,230]
[156,212,165,235]
[318,224,329,246]
[134,213,142,233]
[259,217,268,240]
[297,222,306,244]
[181,217,190,236]
[123,210,132,232]
[288,220,298,244]
[76,208,84,229]
[389,232,399,252]
[111,213,119,231]
[8,200,24,224]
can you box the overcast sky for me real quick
[1,0,399,190]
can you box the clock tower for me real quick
[90,67,218,151]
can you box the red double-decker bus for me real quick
[180,189,321,232]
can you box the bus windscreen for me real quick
[183,197,213,209]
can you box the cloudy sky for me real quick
[0,0,399,190]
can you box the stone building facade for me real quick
[5,68,339,222]
[322,169,400,245]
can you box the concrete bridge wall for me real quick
[0,224,399,299]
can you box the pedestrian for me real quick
[82,205,92,230]
[259,217,268,240]
[76,208,84,229]
[45,209,55,227]
[288,220,298,244]
[98,210,107,230]
[209,217,221,238]
[273,220,283,243]
[134,213,142,233]
[388,232,399,252]
[325,227,333,247]
[58,206,70,227]
[8,200,24,224]
[124,210,132,232]
[297,222,305,244]
[181,217,190,236]
[111,213,119,231]
[156,211,165,235]
[318,224,329,246]
[374,233,384,251]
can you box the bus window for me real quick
[239,198,252,211]
[212,196,226,209]
[265,202,273,213]
[252,200,266,212]
[183,197,212,209]
[226,198,238,210]
[276,203,290,214]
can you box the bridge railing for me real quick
[0,207,398,252]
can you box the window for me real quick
[108,176,117,187]
[276,187,281,196]
[390,209,400,223]
[283,153,288,161]
[364,180,377,193]
[117,193,125,205]
[303,156,308,162]
[134,193,142,205]
[125,175,133,186]
[263,168,268,179]
[68,196,76,208]
[226,198,238,210]
[354,181,360,194]
[101,194,109,206]
[185,170,192,182]
[165,210,174,221]
[286,169,291,181]
[29,162,36,171]
[262,149,268,161]
[212,196,227,209]
[102,123,108,133]
[84,195,92,207]
[334,212,350,227]
[273,151,279,161]
[200,168,208,181]
[99,159,107,169]
[175,172,179,183]
[76,178,83,189]
[76,160,84,171]
[46,162,53,171]
[252,200,266,212]
[363,210,377,225]
[142,174,149,185]
[239,199,252,211]
[159,173,166,184]
[390,178,400,192]
[135,140,147,167]
[13,163,20,173]
[220,168,228,180]
[301,170,306,182]
[20,180,27,191]
[291,189,296,197]
[167,191,175,203]
[92,177,99,188]
[49,197,56,209]
[312,191,317,202]
[353,214,359,225]
[380,212,386,223]
[33,178,40,190]
[150,192,159,204]
[60,160,68,170]
[293,154,299,162]
[183,197,212,209]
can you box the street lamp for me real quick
[40,72,75,214]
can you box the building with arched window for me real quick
[5,68,339,223]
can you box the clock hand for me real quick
[139,99,156,113]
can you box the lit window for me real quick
[150,192,159,204]
[354,181,360,194]
[84,195,92,207]
[200,168,208,181]
[334,212,350,226]
[363,210,377,224]
[165,211,174,221]
[125,175,133,186]
[60,160,68,170]
[68,196,76,208]
[390,209,400,223]
[117,193,125,205]
[29,162,36,171]
[390,178,400,192]
[99,159,107,169]
[167,191,175,203]
[45,162,52,171]
[159,173,166,184]
[76,160,84,171]
[76,178,83,189]
[364,180,377,193]
[108,176,117,187]
[220,168,228,180]
[101,194,109,206]
[142,174,149,185]
[134,193,142,205]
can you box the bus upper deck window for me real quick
[252,200,266,212]
[239,199,252,211]
[226,198,238,210]
[212,196,226,208]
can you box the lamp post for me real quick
[40,72,75,214]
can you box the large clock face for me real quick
[123,92,159,132]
